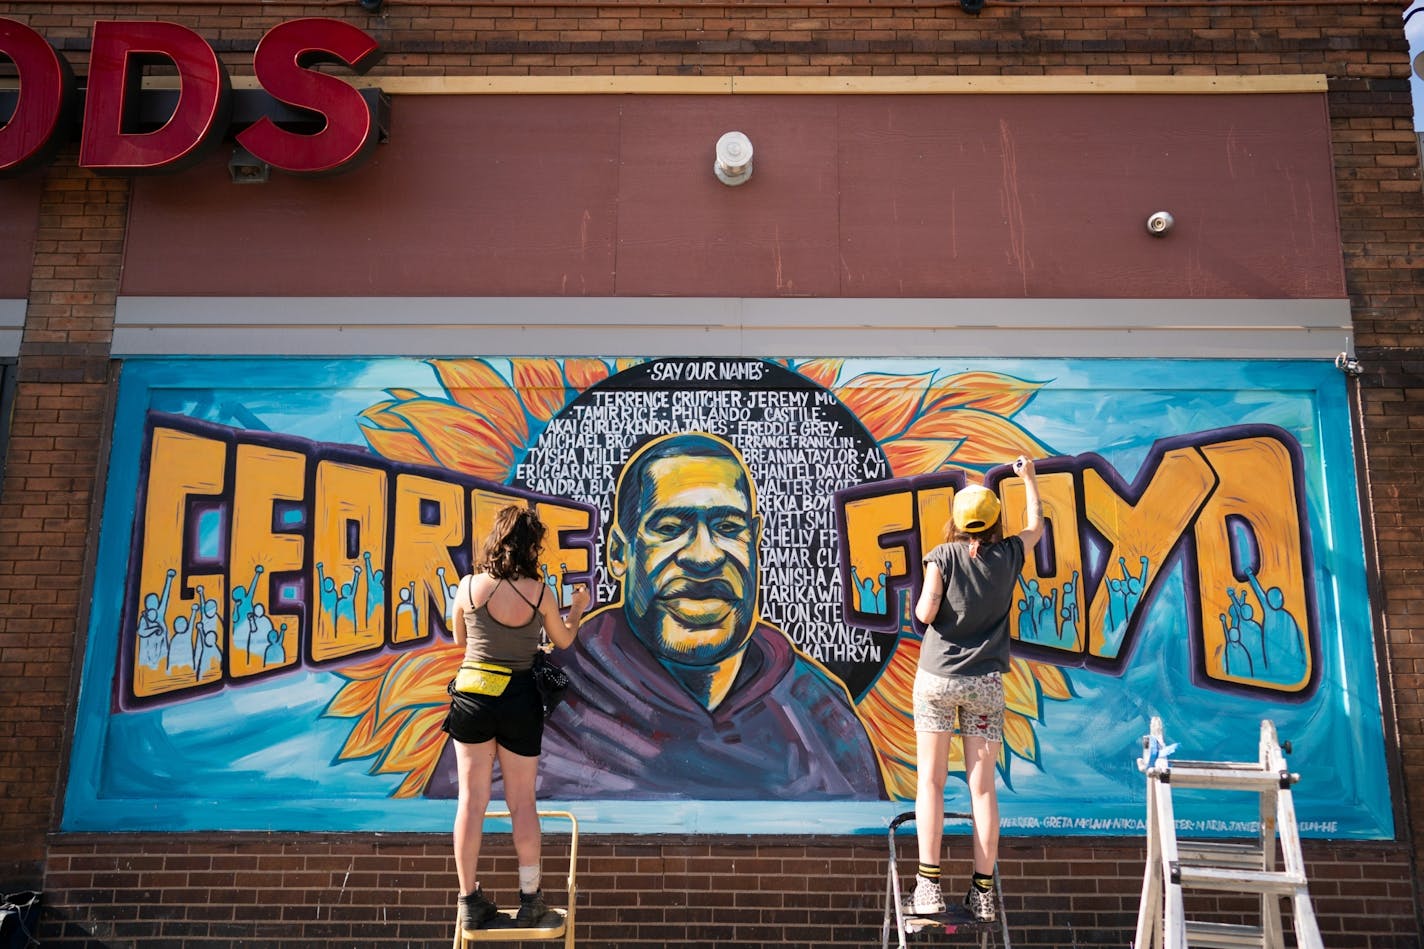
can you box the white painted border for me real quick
[113,297,1353,360]
[0,300,23,358]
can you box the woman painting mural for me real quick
[911,457,1042,922]
[445,505,589,933]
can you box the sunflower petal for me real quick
[563,358,612,393]
[325,673,385,718]
[373,400,515,479]
[512,358,569,422]
[1004,658,1042,719]
[882,439,964,477]
[327,648,463,797]
[1003,712,1041,767]
[925,371,1047,417]
[796,358,844,390]
[383,708,454,797]
[358,425,439,467]
[427,360,531,445]
[1032,662,1076,701]
[377,649,461,721]
[856,636,921,800]
[342,708,415,762]
[834,371,936,441]
[932,409,1052,466]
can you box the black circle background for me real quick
[511,357,897,699]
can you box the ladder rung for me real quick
[1169,759,1268,771]
[1179,841,1267,868]
[1177,865,1307,893]
[1154,766,1293,791]
[458,908,568,942]
[1184,920,1267,947]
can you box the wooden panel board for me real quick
[120,93,1343,301]
[835,94,1344,299]
[0,173,42,299]
[613,96,843,297]
[123,97,622,297]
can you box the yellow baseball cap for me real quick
[952,484,1001,533]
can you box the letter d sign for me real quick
[80,20,229,172]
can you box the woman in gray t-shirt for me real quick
[909,456,1042,923]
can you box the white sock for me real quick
[518,864,541,894]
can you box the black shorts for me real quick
[442,671,544,757]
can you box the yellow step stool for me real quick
[454,810,578,949]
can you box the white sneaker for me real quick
[911,876,946,915]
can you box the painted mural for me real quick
[67,355,1391,837]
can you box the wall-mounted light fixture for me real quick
[1335,351,1363,377]
[357,0,385,11]
[1146,210,1174,236]
[714,131,753,187]
[228,145,270,184]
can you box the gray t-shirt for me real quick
[919,536,1025,678]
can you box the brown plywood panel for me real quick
[0,175,42,299]
[612,96,842,297]
[122,92,1342,301]
[123,97,621,297]
[837,94,1344,299]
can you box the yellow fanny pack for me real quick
[454,661,513,696]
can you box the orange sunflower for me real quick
[325,357,1073,800]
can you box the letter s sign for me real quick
[238,19,383,176]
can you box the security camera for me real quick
[1146,211,1174,235]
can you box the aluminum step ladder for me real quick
[1134,718,1323,949]
[881,811,1011,949]
[454,810,578,949]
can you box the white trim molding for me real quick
[113,297,1353,360]
[0,300,24,358]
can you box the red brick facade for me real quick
[2,2,1422,947]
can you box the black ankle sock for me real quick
[917,863,941,882]
[971,872,993,892]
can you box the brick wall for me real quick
[0,151,123,882]
[1,1,1421,946]
[30,836,1421,948]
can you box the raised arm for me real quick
[1013,455,1044,552]
[540,582,591,650]
[914,561,945,626]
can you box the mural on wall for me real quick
[68,355,1390,837]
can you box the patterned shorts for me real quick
[913,668,1005,743]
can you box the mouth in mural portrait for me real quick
[657,578,738,627]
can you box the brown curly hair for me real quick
[479,505,546,580]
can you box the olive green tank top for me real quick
[461,577,546,671]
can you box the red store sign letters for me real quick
[0,17,383,177]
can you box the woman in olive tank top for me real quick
[445,505,589,933]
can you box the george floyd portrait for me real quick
[420,357,894,801]
[536,430,886,799]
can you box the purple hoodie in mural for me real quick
[424,606,884,800]
[534,608,884,800]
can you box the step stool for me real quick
[1134,717,1323,949]
[881,810,1011,949]
[454,809,578,949]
